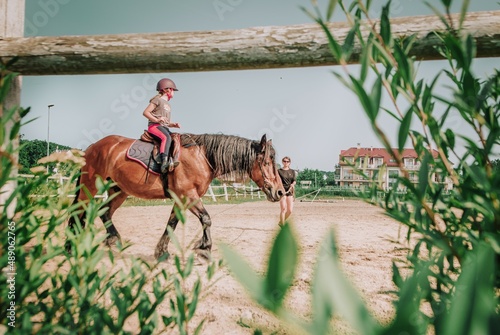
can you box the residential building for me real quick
[335,144,450,191]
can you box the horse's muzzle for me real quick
[264,186,284,202]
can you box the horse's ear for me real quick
[260,134,267,152]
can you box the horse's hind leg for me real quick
[65,174,97,253]
[100,185,129,247]
[190,201,213,261]
[155,205,180,260]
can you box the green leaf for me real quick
[311,229,379,335]
[398,109,413,152]
[380,1,392,46]
[322,21,343,61]
[10,119,21,140]
[0,72,15,102]
[1,105,18,126]
[369,76,383,120]
[360,39,372,82]
[442,243,497,335]
[459,0,471,29]
[264,223,298,312]
[342,21,359,61]
[444,128,455,150]
[326,0,338,21]
[220,244,264,305]
[465,33,475,66]
[302,6,342,61]
[349,75,374,121]
[383,260,432,334]
[393,43,411,84]
[418,152,430,198]
[188,279,201,319]
[425,3,449,30]
[440,0,452,9]
[446,34,467,69]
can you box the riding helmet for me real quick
[156,78,178,92]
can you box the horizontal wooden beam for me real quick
[1,11,499,75]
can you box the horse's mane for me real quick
[180,133,268,180]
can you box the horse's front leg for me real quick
[191,203,213,261]
[154,205,180,260]
[102,189,128,247]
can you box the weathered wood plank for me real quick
[0,0,25,38]
[1,10,499,75]
[0,0,25,217]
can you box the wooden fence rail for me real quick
[1,11,499,75]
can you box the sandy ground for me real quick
[105,199,407,334]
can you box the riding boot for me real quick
[160,153,170,174]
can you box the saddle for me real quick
[126,131,181,175]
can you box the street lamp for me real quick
[47,104,54,158]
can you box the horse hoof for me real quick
[195,249,212,263]
[105,235,121,247]
[154,250,170,261]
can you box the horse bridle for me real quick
[256,150,274,190]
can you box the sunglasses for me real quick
[283,160,290,163]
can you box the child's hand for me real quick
[169,122,181,128]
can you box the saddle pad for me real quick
[126,140,161,175]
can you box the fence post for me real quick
[223,183,228,201]
[208,185,216,202]
[0,0,25,218]
[57,173,63,195]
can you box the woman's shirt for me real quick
[148,95,171,127]
[278,168,296,192]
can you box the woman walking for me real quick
[278,156,296,227]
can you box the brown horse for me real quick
[66,133,284,260]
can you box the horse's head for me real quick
[250,134,285,202]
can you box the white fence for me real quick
[18,174,262,202]
[206,183,262,201]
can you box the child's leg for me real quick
[147,125,170,153]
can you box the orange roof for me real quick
[339,147,439,167]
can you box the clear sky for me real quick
[20,0,499,171]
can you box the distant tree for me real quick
[297,168,336,188]
[18,137,72,174]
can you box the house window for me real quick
[374,158,383,166]
[404,158,416,167]
[343,157,354,164]
[343,169,354,180]
[388,170,400,180]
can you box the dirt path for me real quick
[110,199,406,334]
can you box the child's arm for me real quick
[143,103,161,123]
[167,122,181,128]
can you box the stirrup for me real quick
[168,160,179,172]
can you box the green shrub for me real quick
[222,0,499,334]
